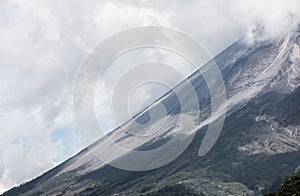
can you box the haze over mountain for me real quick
[3,26,300,196]
[3,0,300,194]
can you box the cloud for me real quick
[0,0,172,192]
[0,110,58,191]
[160,0,300,54]
[0,0,300,193]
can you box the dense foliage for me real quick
[265,174,300,196]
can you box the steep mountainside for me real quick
[4,30,300,196]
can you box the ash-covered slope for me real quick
[4,31,300,196]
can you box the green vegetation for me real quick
[135,170,254,196]
[264,174,300,196]
[144,184,204,196]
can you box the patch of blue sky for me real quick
[51,124,83,163]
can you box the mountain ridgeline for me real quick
[4,30,300,196]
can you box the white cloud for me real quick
[0,0,172,192]
[0,0,300,193]
[0,110,57,191]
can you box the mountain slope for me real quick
[4,30,300,196]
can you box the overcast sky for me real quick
[1,0,300,193]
